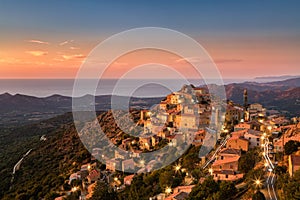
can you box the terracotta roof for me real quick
[173,185,195,191]
[174,192,189,200]
[213,170,243,175]
[228,136,249,143]
[124,174,135,183]
[212,156,240,166]
[220,148,241,155]
[166,192,189,200]
[87,169,100,180]
[244,132,260,138]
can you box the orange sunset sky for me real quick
[0,1,299,79]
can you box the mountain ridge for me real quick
[0,77,299,127]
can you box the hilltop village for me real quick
[53,85,300,200]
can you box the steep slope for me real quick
[0,113,88,199]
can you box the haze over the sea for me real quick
[0,77,293,97]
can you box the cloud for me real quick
[26,51,48,56]
[27,39,49,45]
[175,57,243,64]
[70,46,80,50]
[62,54,85,60]
[214,58,243,64]
[175,57,204,63]
[59,40,74,46]
[0,57,52,66]
[53,57,65,62]
[0,58,21,64]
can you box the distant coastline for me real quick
[0,77,294,98]
[254,75,300,80]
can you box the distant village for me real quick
[54,85,300,200]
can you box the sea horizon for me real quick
[0,77,293,98]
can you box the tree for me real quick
[284,140,300,155]
[282,170,300,200]
[252,190,266,200]
[217,181,237,199]
[238,149,257,173]
[274,165,287,175]
[181,146,201,171]
[91,181,117,200]
[191,168,205,180]
[159,170,174,188]
[187,177,220,200]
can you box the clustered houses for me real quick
[209,96,300,183]
[210,100,278,182]
[211,148,243,181]
[150,185,195,200]
[273,122,300,152]
[54,162,102,200]
[99,85,220,174]
[56,87,300,200]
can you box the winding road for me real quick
[10,149,32,186]
[261,136,277,200]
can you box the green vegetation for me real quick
[252,190,266,200]
[277,170,300,200]
[284,140,300,155]
[0,113,90,199]
[238,148,262,174]
[187,177,237,200]
[91,182,117,200]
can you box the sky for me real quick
[0,0,300,79]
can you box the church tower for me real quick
[243,89,248,121]
[243,89,248,109]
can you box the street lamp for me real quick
[174,164,181,172]
[165,186,172,194]
[263,132,267,137]
[71,187,78,192]
[254,179,262,188]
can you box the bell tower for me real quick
[243,89,248,109]
[243,89,248,121]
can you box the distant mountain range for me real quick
[254,75,300,80]
[225,78,300,116]
[0,93,163,127]
[0,77,299,127]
